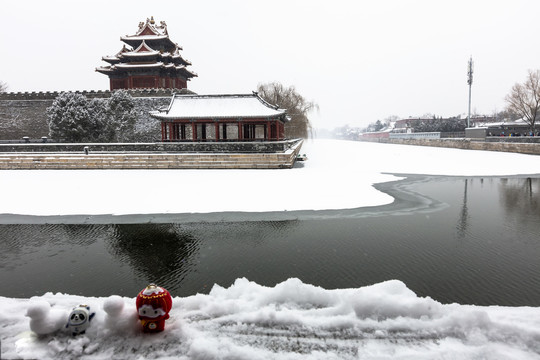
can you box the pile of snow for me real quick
[1,139,539,217]
[2,278,540,359]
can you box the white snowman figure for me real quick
[66,304,95,336]
[26,300,67,336]
[103,295,139,334]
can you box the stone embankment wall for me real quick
[0,89,183,141]
[363,138,540,156]
[0,140,304,170]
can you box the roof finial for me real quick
[150,16,155,25]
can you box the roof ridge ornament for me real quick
[159,21,168,35]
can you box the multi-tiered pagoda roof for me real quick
[96,17,197,90]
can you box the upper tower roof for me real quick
[96,17,197,90]
[121,16,176,50]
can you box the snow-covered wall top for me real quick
[0,88,193,101]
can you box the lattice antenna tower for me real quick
[467,56,474,128]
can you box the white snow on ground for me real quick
[1,140,540,359]
[1,278,540,359]
[0,139,539,216]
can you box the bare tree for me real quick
[0,81,8,92]
[505,69,540,133]
[257,82,318,139]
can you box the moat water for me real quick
[1,176,539,306]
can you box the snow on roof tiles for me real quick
[151,93,288,120]
[120,41,160,57]
[121,34,169,42]
[115,62,164,69]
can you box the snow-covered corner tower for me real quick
[96,16,197,91]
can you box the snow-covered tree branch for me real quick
[46,91,138,143]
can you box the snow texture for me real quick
[2,139,540,359]
[1,278,540,359]
[25,301,67,336]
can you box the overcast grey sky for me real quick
[2,0,540,129]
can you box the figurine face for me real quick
[138,304,166,318]
[66,305,94,335]
[68,309,89,326]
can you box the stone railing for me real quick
[389,132,440,139]
[0,139,302,154]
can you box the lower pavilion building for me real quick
[150,92,289,142]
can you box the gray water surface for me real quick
[1,176,539,306]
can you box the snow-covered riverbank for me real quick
[2,140,540,359]
[1,139,538,217]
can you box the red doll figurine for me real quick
[136,283,173,333]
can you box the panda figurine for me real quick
[66,304,95,336]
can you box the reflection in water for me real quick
[108,224,199,289]
[106,221,299,294]
[456,179,469,239]
[499,178,540,221]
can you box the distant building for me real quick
[96,17,197,91]
[468,119,538,138]
[150,92,290,142]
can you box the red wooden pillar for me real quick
[192,121,197,141]
[266,121,271,140]
[168,123,174,141]
[161,122,166,141]
[238,121,243,140]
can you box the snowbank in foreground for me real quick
[2,278,540,360]
[1,139,539,216]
